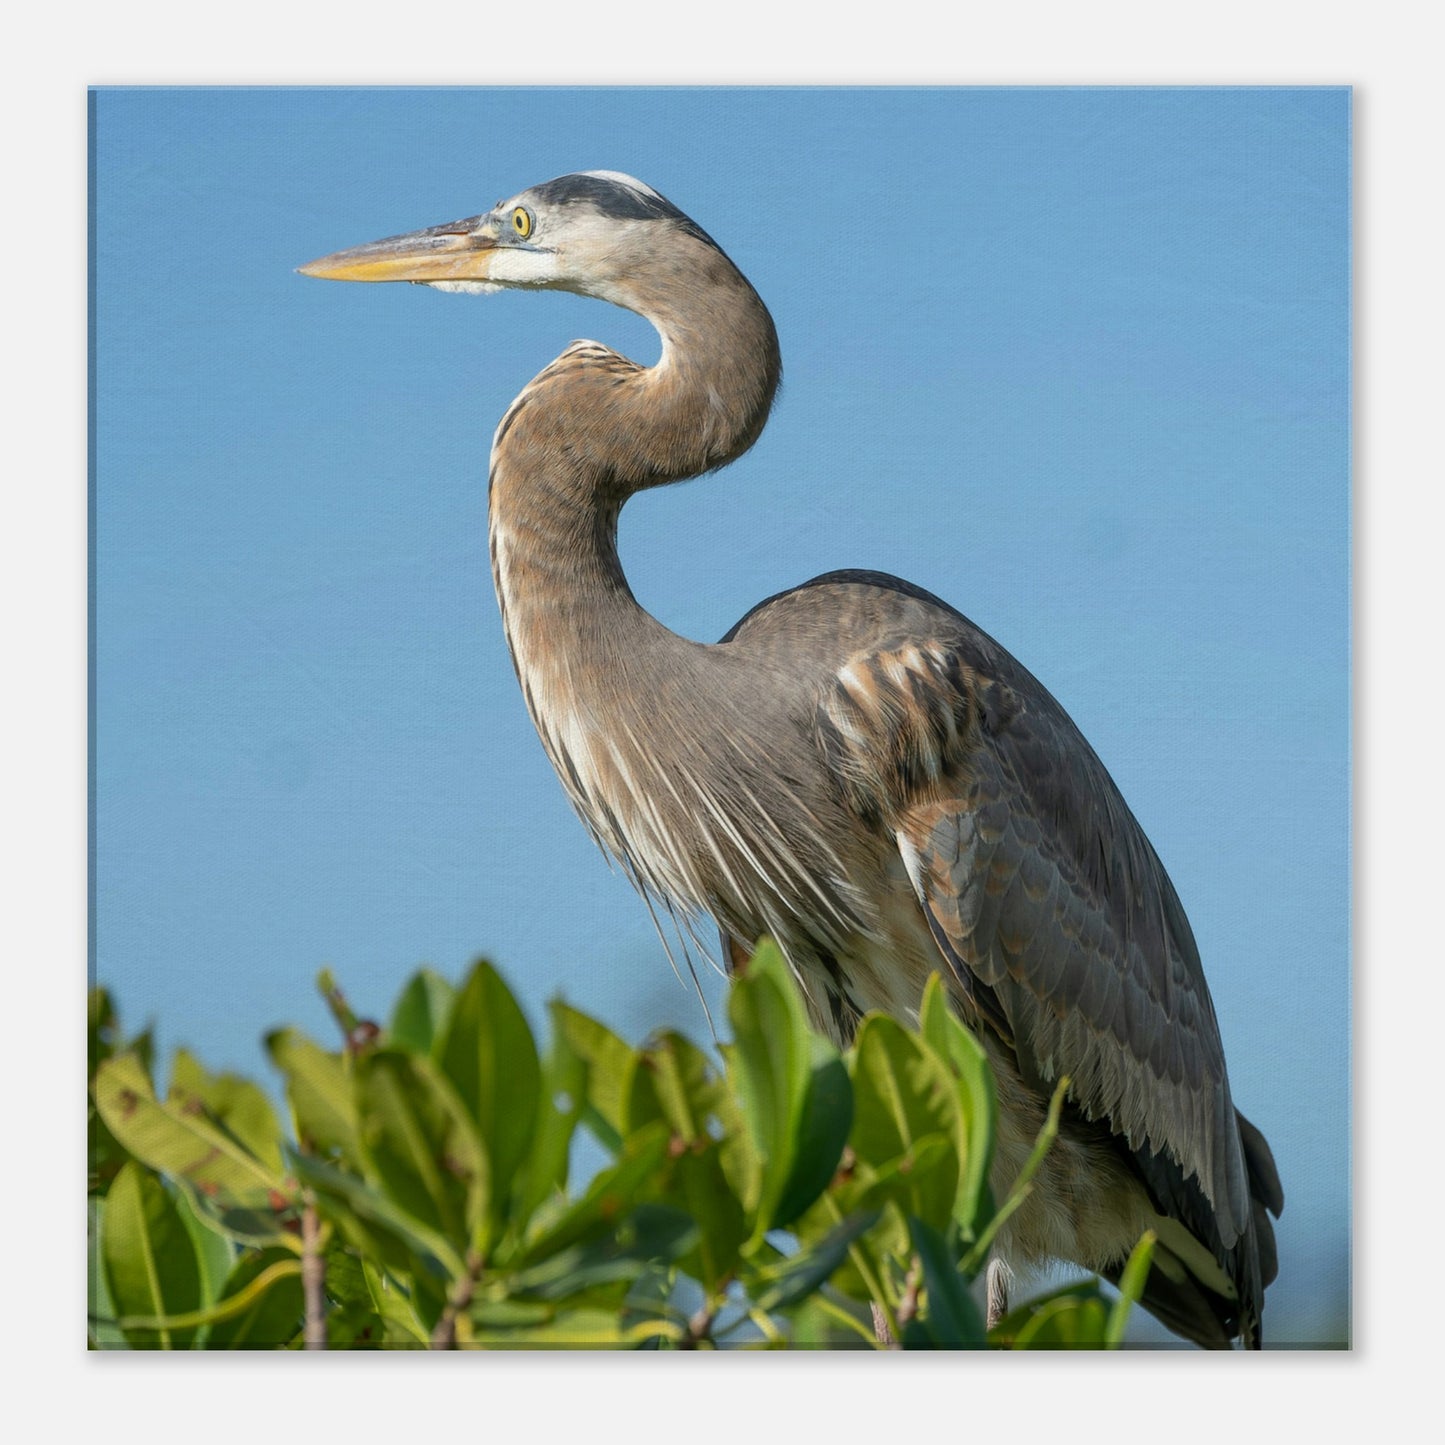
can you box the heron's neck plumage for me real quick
[485,234,780,876]
[488,236,778,679]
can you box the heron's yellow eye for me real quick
[512,207,533,240]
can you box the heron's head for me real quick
[298,171,728,310]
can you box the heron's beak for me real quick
[298,217,505,283]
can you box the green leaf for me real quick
[550,1001,633,1152]
[918,974,998,1238]
[292,1151,467,1283]
[89,1097,129,1197]
[1104,1230,1156,1347]
[989,1278,1105,1348]
[205,1246,305,1348]
[772,1037,852,1228]
[848,1015,960,1229]
[670,1143,748,1292]
[320,1248,426,1348]
[785,1292,876,1348]
[357,1255,430,1347]
[510,1202,697,1303]
[518,1124,671,1268]
[174,1182,300,1252]
[266,1027,360,1164]
[512,1033,587,1227]
[623,1030,722,1143]
[101,1162,204,1348]
[751,1209,882,1314]
[727,939,813,1235]
[437,961,540,1216]
[354,1049,487,1252]
[93,1053,287,1206]
[904,1215,986,1347]
[469,1307,637,1349]
[173,1182,236,1311]
[168,1050,285,1176]
[1008,1288,1112,1348]
[388,968,456,1054]
[712,1046,762,1209]
[846,1133,953,1220]
[88,1196,126,1349]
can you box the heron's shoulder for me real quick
[721,570,1062,723]
[722,569,961,642]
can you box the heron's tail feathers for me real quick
[1103,1236,1239,1348]
[1111,1109,1283,1349]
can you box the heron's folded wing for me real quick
[817,636,1252,1249]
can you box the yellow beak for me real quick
[299,217,501,283]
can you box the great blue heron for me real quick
[300,170,1283,1348]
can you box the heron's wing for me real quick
[816,631,1254,1251]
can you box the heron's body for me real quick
[302,170,1282,1347]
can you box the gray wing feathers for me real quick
[807,613,1256,1249]
[896,786,1250,1249]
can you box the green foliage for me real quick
[86,947,1155,1349]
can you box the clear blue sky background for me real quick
[91,87,1349,1346]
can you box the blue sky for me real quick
[91,86,1349,1345]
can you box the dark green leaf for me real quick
[388,968,456,1054]
[771,1037,852,1228]
[437,961,540,1216]
[206,1246,305,1348]
[513,1031,588,1226]
[905,1215,985,1347]
[518,1124,670,1267]
[510,1203,696,1303]
[322,1248,425,1347]
[292,1150,466,1282]
[670,1143,747,1291]
[728,939,812,1233]
[354,1049,487,1252]
[173,1183,236,1311]
[88,1099,129,1197]
[358,1256,430,1346]
[752,1209,882,1314]
[102,1162,204,1348]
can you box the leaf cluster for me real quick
[88,945,1153,1348]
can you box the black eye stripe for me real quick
[525,174,722,254]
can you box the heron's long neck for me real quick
[487,243,780,703]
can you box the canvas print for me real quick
[89,87,1350,1349]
